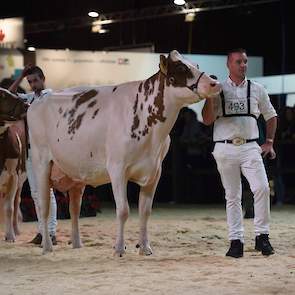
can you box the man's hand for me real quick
[261,142,276,159]
[21,64,33,78]
[202,96,217,125]
[8,64,33,94]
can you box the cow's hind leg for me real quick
[69,186,85,249]
[137,168,161,256]
[13,187,22,236]
[108,166,129,257]
[4,175,18,242]
[34,158,53,254]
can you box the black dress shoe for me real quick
[255,234,274,256]
[29,233,42,245]
[29,233,57,246]
[50,235,57,246]
[226,239,244,258]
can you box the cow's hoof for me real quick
[136,244,153,256]
[4,235,16,243]
[42,246,53,254]
[113,245,126,257]
[113,250,126,257]
[42,242,53,254]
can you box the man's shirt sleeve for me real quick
[258,86,277,121]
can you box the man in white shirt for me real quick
[202,48,277,258]
[9,65,57,245]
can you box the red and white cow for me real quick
[28,50,221,255]
[0,88,28,241]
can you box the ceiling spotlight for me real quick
[91,23,109,34]
[185,12,195,22]
[88,11,99,18]
[174,0,186,5]
[27,46,36,52]
[98,28,108,34]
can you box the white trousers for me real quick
[26,149,57,235]
[213,142,270,242]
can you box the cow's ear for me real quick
[159,55,167,75]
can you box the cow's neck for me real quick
[159,85,184,137]
[131,72,183,143]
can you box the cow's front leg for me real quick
[4,175,18,242]
[137,168,161,256]
[69,186,84,249]
[109,167,129,257]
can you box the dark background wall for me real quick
[1,0,295,207]
[1,0,294,75]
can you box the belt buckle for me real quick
[232,137,246,146]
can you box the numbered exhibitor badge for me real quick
[224,98,248,115]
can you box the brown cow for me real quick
[0,88,28,241]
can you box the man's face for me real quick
[26,73,45,93]
[227,52,248,79]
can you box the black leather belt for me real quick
[214,138,258,146]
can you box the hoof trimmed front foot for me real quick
[136,243,153,256]
[4,235,16,243]
[113,245,126,257]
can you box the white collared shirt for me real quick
[212,78,277,141]
[18,88,52,104]
[17,89,52,146]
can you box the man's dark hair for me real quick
[27,66,45,79]
[227,48,247,59]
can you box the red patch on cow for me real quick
[87,100,97,108]
[131,72,166,140]
[63,89,98,137]
[92,108,100,119]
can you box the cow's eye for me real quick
[177,65,186,72]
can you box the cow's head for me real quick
[0,88,29,123]
[159,50,221,103]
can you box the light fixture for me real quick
[27,46,36,52]
[185,12,195,22]
[98,28,108,34]
[88,11,99,18]
[92,24,100,33]
[91,23,109,34]
[174,0,186,5]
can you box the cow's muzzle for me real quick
[187,72,205,94]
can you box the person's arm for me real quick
[202,97,217,125]
[8,64,32,93]
[265,116,277,142]
[258,85,278,159]
[261,116,277,159]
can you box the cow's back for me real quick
[28,84,140,185]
